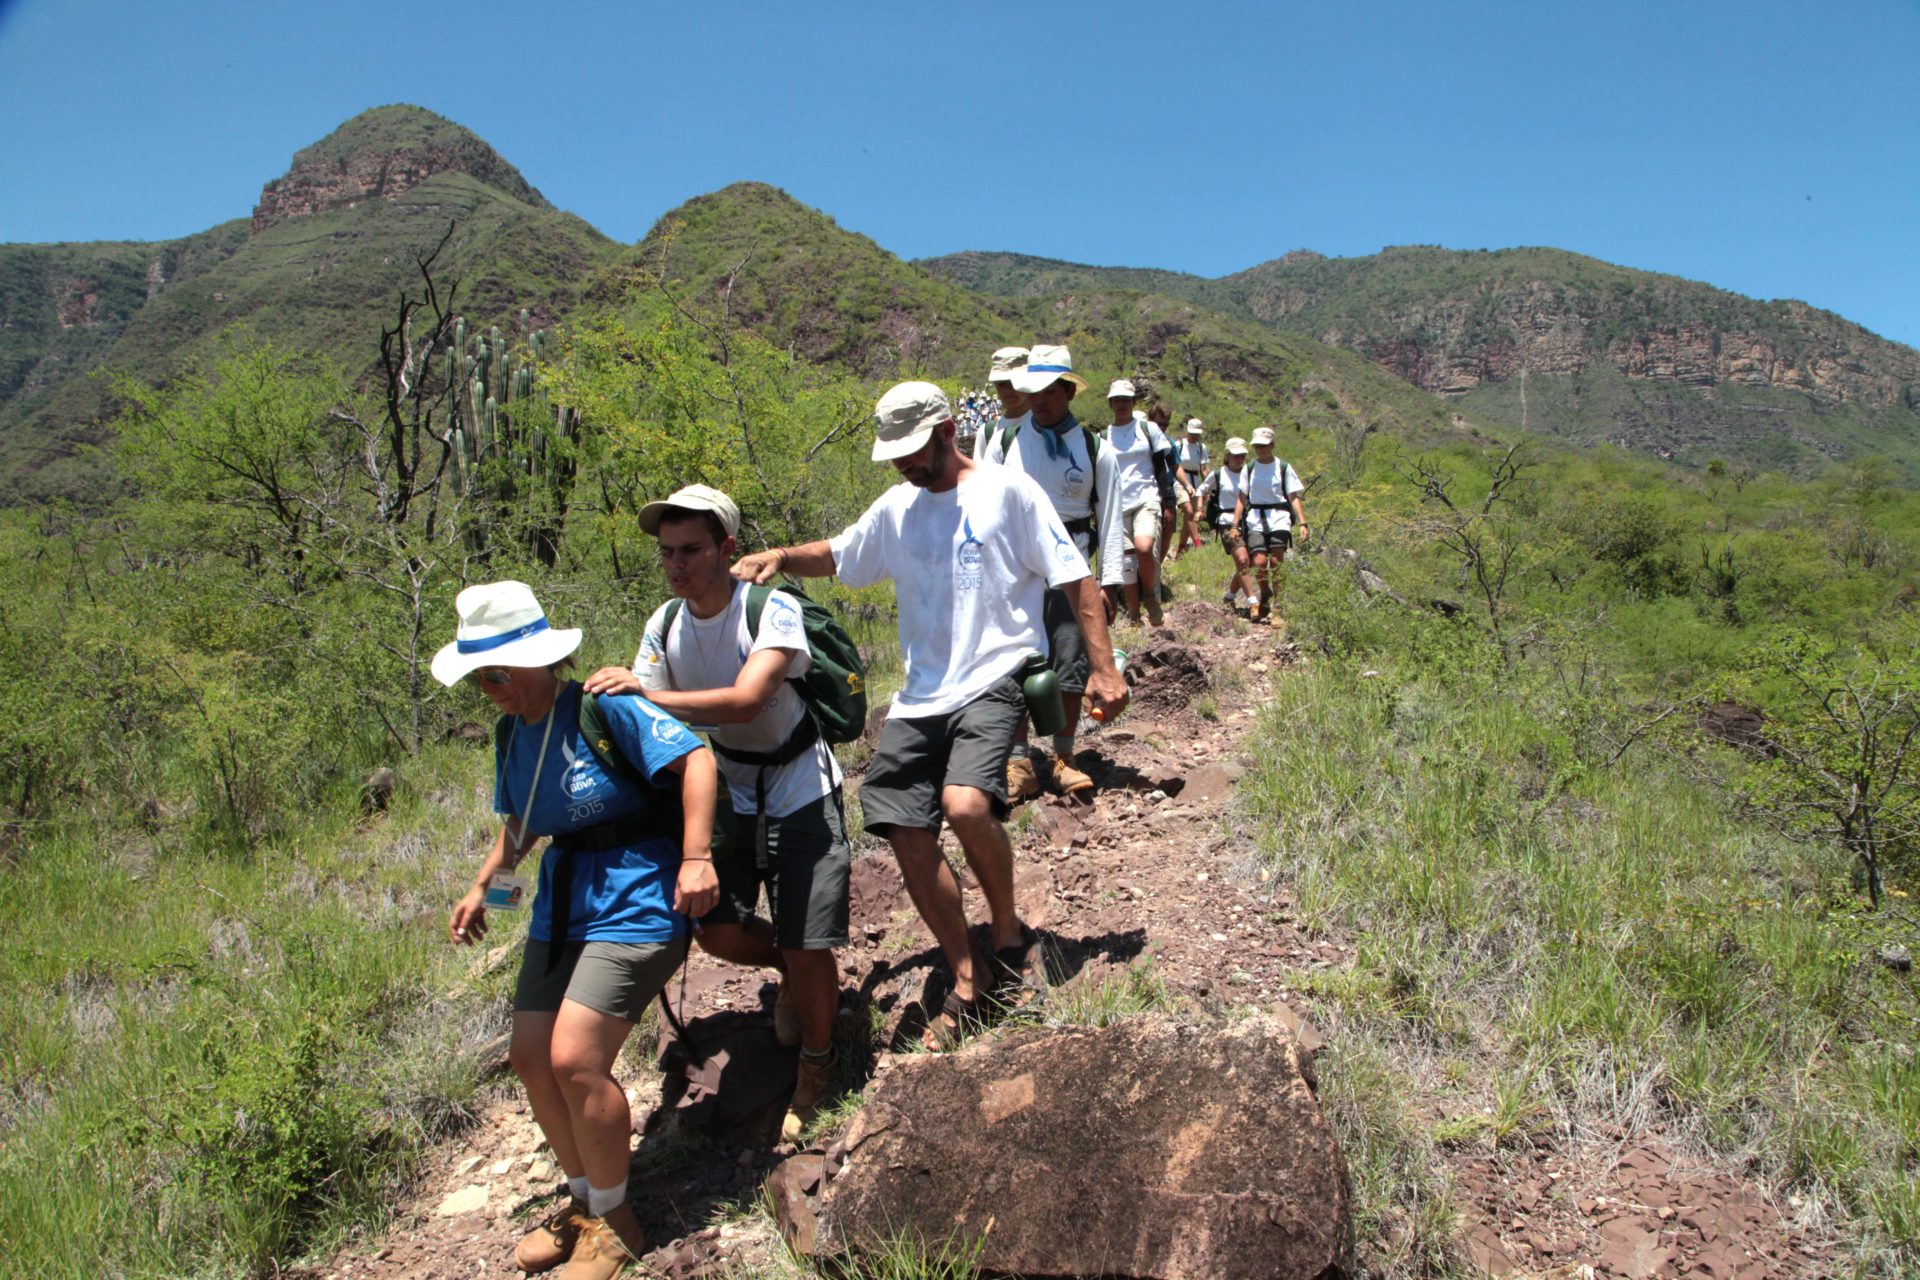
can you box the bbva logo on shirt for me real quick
[767,598,803,638]
[560,738,601,798]
[956,516,985,590]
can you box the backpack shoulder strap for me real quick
[997,418,1021,457]
[743,582,772,638]
[577,690,639,783]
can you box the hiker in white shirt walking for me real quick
[1230,426,1309,626]
[1101,381,1176,627]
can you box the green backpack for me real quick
[662,582,867,745]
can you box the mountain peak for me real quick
[251,105,549,233]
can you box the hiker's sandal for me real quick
[922,988,989,1052]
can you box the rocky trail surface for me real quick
[304,598,1830,1280]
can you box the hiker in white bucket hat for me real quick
[730,380,1127,1050]
[1232,427,1308,627]
[978,344,1128,801]
[440,580,720,1277]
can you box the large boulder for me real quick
[780,1014,1353,1279]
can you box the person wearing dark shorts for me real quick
[585,483,850,1142]
[733,381,1128,1050]
[1232,427,1309,626]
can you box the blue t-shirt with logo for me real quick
[492,682,701,943]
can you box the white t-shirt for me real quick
[633,583,841,818]
[1102,414,1173,511]
[829,466,1089,718]
[1176,439,1209,474]
[1200,462,1250,527]
[981,414,1128,587]
[1242,459,1305,533]
[972,412,1028,461]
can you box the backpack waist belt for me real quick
[712,714,823,871]
[1061,516,1094,537]
[1248,502,1289,511]
[550,811,663,854]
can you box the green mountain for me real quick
[922,247,1920,473]
[0,105,622,501]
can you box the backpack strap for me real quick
[997,418,1022,458]
[742,582,771,638]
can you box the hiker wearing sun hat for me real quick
[973,346,1033,461]
[440,581,720,1280]
[1199,438,1255,612]
[1232,426,1308,626]
[981,344,1129,800]
[730,380,1127,1049]
[1100,380,1177,627]
[1171,418,1210,558]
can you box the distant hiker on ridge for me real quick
[734,381,1127,1047]
[583,484,853,1143]
[978,344,1130,798]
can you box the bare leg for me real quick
[778,947,839,1056]
[943,784,1025,953]
[1134,533,1160,613]
[696,919,783,970]
[548,1000,637,1191]
[510,1010,584,1179]
[886,826,984,1003]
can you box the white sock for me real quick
[567,1175,590,1203]
[588,1178,628,1218]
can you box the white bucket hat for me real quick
[1009,344,1089,395]
[431,581,582,686]
[872,381,952,461]
[1225,437,1249,456]
[1250,426,1276,446]
[1107,379,1137,400]
[638,483,741,537]
[987,347,1029,384]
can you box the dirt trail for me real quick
[304,598,1828,1280]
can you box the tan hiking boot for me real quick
[781,1051,836,1142]
[1007,753,1042,802]
[772,980,800,1047]
[1049,757,1095,795]
[516,1198,589,1274]
[559,1203,643,1280]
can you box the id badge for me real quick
[485,872,532,910]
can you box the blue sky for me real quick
[2,0,1916,347]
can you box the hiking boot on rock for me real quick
[559,1203,643,1280]
[772,979,800,1047]
[1048,756,1095,796]
[516,1198,589,1274]
[781,1050,837,1142]
[1007,753,1042,802]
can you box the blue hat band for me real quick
[456,618,550,654]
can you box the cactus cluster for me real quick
[443,308,579,561]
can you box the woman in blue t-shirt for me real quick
[434,581,719,1278]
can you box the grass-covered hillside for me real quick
[923,246,1920,476]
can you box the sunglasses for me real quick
[468,667,513,687]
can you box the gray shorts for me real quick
[513,938,685,1022]
[702,789,852,950]
[1043,587,1090,695]
[858,675,1025,837]
[1246,526,1292,557]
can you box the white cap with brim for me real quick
[431,580,582,686]
[988,347,1029,384]
[1107,379,1137,400]
[1225,437,1249,456]
[1008,343,1090,395]
[1251,427,1276,446]
[872,381,952,462]
[638,484,741,537]
[1186,423,1205,435]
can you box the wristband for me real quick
[682,855,714,863]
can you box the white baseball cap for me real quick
[872,381,952,461]
[1009,344,1089,395]
[1186,422,1205,436]
[431,581,583,686]
[988,347,1029,384]
[1107,379,1137,399]
[1225,437,1249,456]
[638,484,741,537]
[1250,426,1276,446]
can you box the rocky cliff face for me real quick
[250,106,549,234]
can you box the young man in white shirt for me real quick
[981,344,1128,798]
[1231,427,1309,625]
[1171,418,1209,559]
[1198,436,1255,610]
[971,346,1032,461]
[734,382,1127,1048]
[1100,380,1176,627]
[582,484,847,1141]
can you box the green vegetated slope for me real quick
[923,246,1920,475]
[0,105,623,502]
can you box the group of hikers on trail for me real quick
[432,344,1307,1280]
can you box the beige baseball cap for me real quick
[987,347,1029,384]
[1225,437,1249,456]
[638,483,741,537]
[1250,426,1276,446]
[1186,421,1205,436]
[872,381,952,461]
[1107,379,1138,399]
